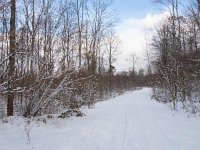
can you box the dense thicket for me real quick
[0,0,138,118]
[151,0,200,113]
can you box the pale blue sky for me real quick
[113,0,189,21]
[113,0,158,19]
[113,0,161,71]
[113,0,189,71]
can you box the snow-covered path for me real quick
[0,88,200,150]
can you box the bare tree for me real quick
[105,31,120,95]
[127,53,137,85]
[7,0,16,116]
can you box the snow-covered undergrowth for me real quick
[152,87,200,115]
[0,88,200,150]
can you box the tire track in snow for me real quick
[122,111,128,145]
[130,97,151,150]
[133,92,180,150]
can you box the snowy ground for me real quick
[0,88,200,150]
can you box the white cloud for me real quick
[115,11,169,72]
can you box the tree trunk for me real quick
[7,0,16,116]
[108,43,112,95]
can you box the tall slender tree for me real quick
[7,0,16,116]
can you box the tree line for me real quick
[0,0,146,118]
[150,0,200,113]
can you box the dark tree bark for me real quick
[7,0,16,116]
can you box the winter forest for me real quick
[0,0,147,118]
[0,0,200,150]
